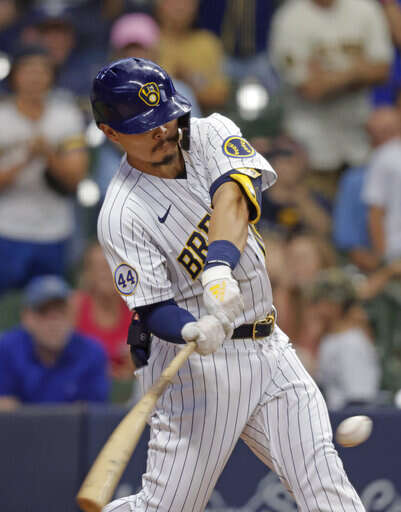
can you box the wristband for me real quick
[202,264,232,287]
[204,240,241,272]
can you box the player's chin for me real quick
[151,152,177,167]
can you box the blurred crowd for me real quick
[0,0,401,412]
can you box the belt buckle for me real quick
[252,310,275,340]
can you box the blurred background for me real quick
[0,0,401,510]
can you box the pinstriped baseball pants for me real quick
[103,327,365,512]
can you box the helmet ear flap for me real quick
[178,113,190,150]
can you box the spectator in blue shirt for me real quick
[332,166,381,273]
[0,275,109,410]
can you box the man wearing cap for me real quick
[0,275,109,410]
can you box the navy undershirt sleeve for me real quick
[136,299,196,344]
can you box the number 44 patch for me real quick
[113,263,139,296]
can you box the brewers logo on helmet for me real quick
[139,82,160,107]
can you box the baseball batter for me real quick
[92,58,365,512]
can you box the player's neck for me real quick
[127,149,186,179]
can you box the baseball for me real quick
[335,415,373,447]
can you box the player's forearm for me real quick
[208,182,249,252]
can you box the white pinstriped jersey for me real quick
[101,112,366,512]
[98,113,277,326]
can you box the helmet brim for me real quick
[110,92,192,134]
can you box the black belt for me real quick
[232,308,276,340]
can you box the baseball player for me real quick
[92,58,365,512]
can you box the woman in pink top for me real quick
[72,242,133,378]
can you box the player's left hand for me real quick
[181,315,226,355]
[202,265,244,338]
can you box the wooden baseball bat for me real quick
[76,341,197,512]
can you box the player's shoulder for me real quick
[100,156,143,208]
[97,158,151,242]
[199,112,240,130]
[190,113,241,141]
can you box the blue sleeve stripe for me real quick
[209,171,234,201]
[209,170,263,222]
[136,299,196,344]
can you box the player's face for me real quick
[102,119,180,171]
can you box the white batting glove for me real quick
[201,265,244,338]
[181,315,226,356]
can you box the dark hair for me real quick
[7,43,52,89]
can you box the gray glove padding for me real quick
[181,315,226,355]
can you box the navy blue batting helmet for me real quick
[91,58,191,147]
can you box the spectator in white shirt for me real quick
[0,44,88,295]
[270,0,392,196]
[363,107,401,262]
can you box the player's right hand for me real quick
[202,265,244,338]
[181,315,226,356]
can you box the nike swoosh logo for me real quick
[158,204,172,223]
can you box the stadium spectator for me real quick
[264,231,337,375]
[72,242,133,379]
[260,137,331,237]
[0,275,109,410]
[310,268,381,410]
[363,107,401,263]
[154,0,230,112]
[0,44,88,295]
[20,5,105,100]
[270,0,392,198]
[333,159,401,299]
